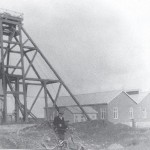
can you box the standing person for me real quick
[53,110,67,141]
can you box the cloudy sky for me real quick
[1,0,150,94]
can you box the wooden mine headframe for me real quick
[0,9,90,123]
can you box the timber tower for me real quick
[0,9,89,123]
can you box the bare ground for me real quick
[0,120,149,149]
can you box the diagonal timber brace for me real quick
[0,10,90,122]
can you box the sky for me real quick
[1,1,150,96]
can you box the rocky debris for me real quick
[72,120,148,149]
[0,120,148,149]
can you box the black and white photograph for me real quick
[0,0,150,149]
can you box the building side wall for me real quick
[46,107,74,124]
[108,92,137,124]
[88,113,97,120]
[88,104,108,120]
[135,94,150,127]
[63,108,74,124]
[46,107,58,121]
[47,106,99,124]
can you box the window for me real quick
[142,108,147,119]
[129,107,134,119]
[113,107,118,119]
[100,108,106,119]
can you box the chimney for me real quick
[126,90,140,95]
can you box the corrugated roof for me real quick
[128,92,149,104]
[67,106,98,114]
[53,90,123,107]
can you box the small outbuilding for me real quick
[64,106,98,123]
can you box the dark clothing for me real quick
[53,116,66,130]
[53,116,67,140]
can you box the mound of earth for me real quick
[72,120,148,149]
[2,120,147,150]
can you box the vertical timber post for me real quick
[44,82,48,121]
[0,18,7,123]
[15,78,19,122]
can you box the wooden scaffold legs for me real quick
[0,10,90,123]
